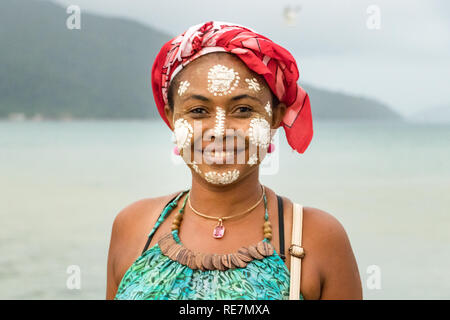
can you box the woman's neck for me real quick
[188,168,263,218]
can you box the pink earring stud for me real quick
[173,146,180,156]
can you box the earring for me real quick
[267,143,275,153]
[173,146,180,156]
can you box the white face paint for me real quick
[174,118,193,150]
[207,64,240,96]
[191,160,202,174]
[178,80,190,96]
[245,78,261,92]
[204,169,240,185]
[249,117,271,149]
[214,106,226,137]
[264,101,272,117]
[247,153,258,166]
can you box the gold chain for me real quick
[187,185,265,221]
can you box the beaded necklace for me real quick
[158,187,276,271]
[158,186,274,271]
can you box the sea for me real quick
[0,119,449,299]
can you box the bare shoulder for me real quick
[301,206,362,299]
[302,206,350,245]
[106,191,182,298]
[111,191,182,237]
[277,195,361,299]
[278,195,348,246]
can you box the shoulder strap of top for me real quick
[141,191,187,254]
[276,195,286,261]
[289,202,305,300]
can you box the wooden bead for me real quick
[202,253,214,270]
[160,238,175,255]
[166,243,183,261]
[171,224,179,231]
[230,253,247,268]
[176,248,190,265]
[158,232,173,244]
[236,247,253,262]
[195,252,206,271]
[172,220,180,226]
[187,252,198,270]
[158,234,175,254]
[212,254,226,271]
[248,244,265,259]
[221,253,234,269]
[263,221,272,228]
[257,241,274,257]
[264,232,272,240]
[263,226,272,234]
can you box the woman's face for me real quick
[164,52,285,186]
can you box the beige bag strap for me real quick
[289,203,305,300]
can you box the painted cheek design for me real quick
[248,117,271,149]
[204,169,240,185]
[247,153,258,166]
[174,118,193,150]
[207,64,240,96]
[264,101,272,117]
[214,106,226,137]
[178,80,190,96]
[245,78,261,92]
[191,160,202,174]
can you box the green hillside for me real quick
[304,84,401,120]
[0,0,402,121]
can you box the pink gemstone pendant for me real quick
[213,219,225,238]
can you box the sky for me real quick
[51,0,450,117]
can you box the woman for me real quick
[106,21,362,300]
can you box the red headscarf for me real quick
[151,21,313,154]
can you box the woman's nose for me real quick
[213,106,226,138]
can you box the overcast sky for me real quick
[52,0,450,117]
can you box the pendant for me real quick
[213,218,225,238]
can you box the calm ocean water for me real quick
[0,119,449,299]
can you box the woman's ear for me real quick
[271,102,287,129]
[164,104,174,130]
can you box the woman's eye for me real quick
[235,106,252,113]
[190,107,207,114]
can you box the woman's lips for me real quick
[195,149,245,164]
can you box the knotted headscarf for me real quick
[151,21,313,154]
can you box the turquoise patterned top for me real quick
[114,190,304,300]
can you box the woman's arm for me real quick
[106,212,123,299]
[105,196,174,299]
[308,208,363,299]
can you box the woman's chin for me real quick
[189,161,259,186]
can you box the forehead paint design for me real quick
[174,118,193,150]
[249,117,271,149]
[214,106,226,137]
[247,153,258,166]
[207,64,240,96]
[264,101,272,117]
[245,78,261,92]
[204,169,240,185]
[178,80,190,96]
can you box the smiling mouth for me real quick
[194,148,245,164]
